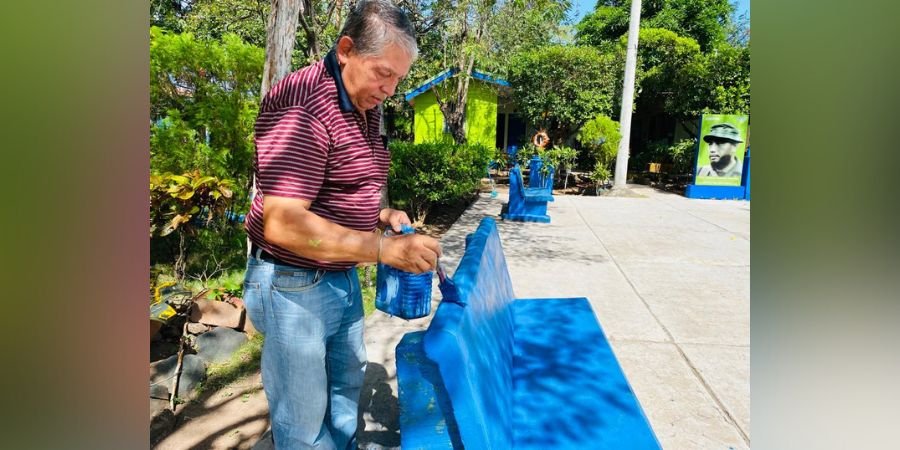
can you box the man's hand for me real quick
[381,233,442,273]
[379,208,412,233]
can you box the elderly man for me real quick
[697,123,745,178]
[242,1,441,448]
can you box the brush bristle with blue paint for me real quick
[436,260,464,305]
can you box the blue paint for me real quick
[375,225,434,319]
[685,184,746,200]
[527,155,554,190]
[405,68,511,102]
[502,165,554,223]
[397,218,661,449]
[741,147,751,200]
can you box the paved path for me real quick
[360,184,750,450]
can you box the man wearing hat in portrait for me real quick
[697,123,745,178]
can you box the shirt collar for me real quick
[324,49,355,113]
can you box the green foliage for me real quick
[181,0,269,49]
[544,145,578,174]
[590,164,612,190]
[183,268,247,300]
[664,138,697,174]
[576,0,734,52]
[150,170,236,279]
[150,171,235,237]
[150,27,264,206]
[577,114,621,190]
[575,1,749,127]
[635,138,697,175]
[515,144,578,179]
[507,45,619,145]
[197,332,264,395]
[357,267,376,317]
[574,6,630,50]
[577,113,621,172]
[388,142,493,223]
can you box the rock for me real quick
[226,296,245,309]
[190,299,244,329]
[195,327,248,365]
[225,297,252,332]
[242,315,258,336]
[150,353,207,398]
[186,322,211,335]
[150,383,169,400]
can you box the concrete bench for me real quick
[396,217,660,449]
[501,164,554,223]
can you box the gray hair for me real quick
[338,0,418,60]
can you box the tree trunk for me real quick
[298,0,322,60]
[261,0,303,98]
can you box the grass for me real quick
[195,332,264,395]
[182,268,246,300]
[358,265,377,317]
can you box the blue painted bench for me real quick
[501,164,554,223]
[396,218,660,449]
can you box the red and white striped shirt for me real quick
[245,52,389,270]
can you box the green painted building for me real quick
[404,69,527,150]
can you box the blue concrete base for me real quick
[685,184,746,200]
[501,212,551,223]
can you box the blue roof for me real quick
[404,68,510,102]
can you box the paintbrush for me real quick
[435,259,464,305]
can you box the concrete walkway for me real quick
[359,184,750,450]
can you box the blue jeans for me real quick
[243,251,366,450]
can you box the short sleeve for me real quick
[254,106,329,201]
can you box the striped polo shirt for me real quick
[244,50,389,270]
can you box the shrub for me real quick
[150,170,235,279]
[637,138,697,176]
[388,142,492,223]
[577,114,621,190]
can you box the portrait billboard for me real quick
[694,114,749,186]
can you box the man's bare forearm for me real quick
[263,198,379,263]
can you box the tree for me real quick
[261,0,302,97]
[404,0,570,144]
[153,0,345,72]
[507,45,620,145]
[150,27,264,205]
[575,0,749,155]
[575,0,734,52]
[632,31,748,133]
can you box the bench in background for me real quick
[501,164,554,223]
[396,217,660,449]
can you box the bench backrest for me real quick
[510,164,554,198]
[527,156,554,190]
[423,217,516,449]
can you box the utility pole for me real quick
[613,0,641,188]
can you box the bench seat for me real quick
[396,218,660,449]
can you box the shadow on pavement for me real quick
[358,362,400,449]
